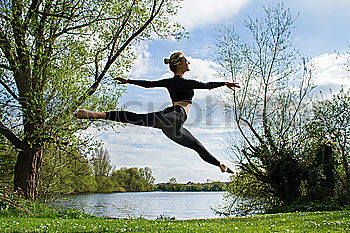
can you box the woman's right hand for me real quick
[114,77,129,84]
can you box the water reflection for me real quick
[51,191,226,220]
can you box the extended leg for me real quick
[105,110,158,127]
[75,109,157,127]
[161,126,221,167]
[105,106,185,129]
[75,107,179,128]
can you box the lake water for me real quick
[51,191,227,220]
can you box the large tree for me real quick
[0,0,183,200]
[214,4,314,205]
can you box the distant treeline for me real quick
[155,181,227,192]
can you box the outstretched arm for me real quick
[114,77,166,88]
[189,80,240,90]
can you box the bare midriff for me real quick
[172,101,191,114]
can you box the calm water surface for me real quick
[51,191,226,220]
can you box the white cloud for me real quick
[189,126,236,135]
[128,43,151,77]
[176,0,250,30]
[310,53,350,95]
[186,57,220,82]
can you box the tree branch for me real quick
[54,16,123,38]
[0,121,24,150]
[36,11,75,20]
[0,77,19,100]
[107,0,137,61]
[81,0,164,100]
[23,0,42,29]
[11,0,29,62]
[239,117,265,145]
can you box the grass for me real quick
[1,197,349,232]
[1,210,350,232]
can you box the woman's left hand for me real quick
[225,82,240,89]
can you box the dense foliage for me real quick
[1,145,156,200]
[307,89,350,197]
[39,147,157,195]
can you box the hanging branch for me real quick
[80,0,165,101]
[0,121,24,150]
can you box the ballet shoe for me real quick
[226,167,235,174]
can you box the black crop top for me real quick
[128,76,226,103]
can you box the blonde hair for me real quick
[164,51,185,72]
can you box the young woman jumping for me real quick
[75,52,240,173]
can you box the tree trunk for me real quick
[14,147,43,201]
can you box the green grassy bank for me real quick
[1,210,350,232]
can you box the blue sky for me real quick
[91,0,350,183]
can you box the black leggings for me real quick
[105,105,220,166]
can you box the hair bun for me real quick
[164,58,170,64]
